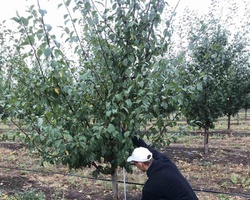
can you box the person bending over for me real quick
[127,136,198,200]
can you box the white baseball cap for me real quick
[127,147,153,162]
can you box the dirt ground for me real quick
[0,132,250,200]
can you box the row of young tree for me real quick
[185,23,250,153]
[171,0,250,154]
[0,0,249,199]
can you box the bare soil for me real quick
[0,132,250,200]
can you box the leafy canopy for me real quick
[2,0,188,176]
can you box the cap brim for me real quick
[127,156,134,162]
[127,155,151,162]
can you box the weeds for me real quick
[0,189,46,200]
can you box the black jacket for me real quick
[132,137,199,200]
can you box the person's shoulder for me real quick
[154,153,172,163]
[154,158,180,174]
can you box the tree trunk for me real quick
[245,109,247,120]
[204,127,209,154]
[227,114,231,130]
[236,112,239,125]
[111,168,119,200]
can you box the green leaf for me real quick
[112,2,117,10]
[65,0,71,6]
[106,110,112,117]
[20,17,28,26]
[128,55,135,63]
[58,3,63,8]
[63,14,69,19]
[124,131,130,138]
[46,24,52,32]
[29,35,35,45]
[37,32,44,40]
[70,36,78,43]
[65,134,73,142]
[55,49,63,58]
[125,99,132,107]
[115,93,123,101]
[39,42,47,51]
[39,9,47,16]
[64,27,70,34]
[44,47,52,58]
[11,17,20,23]
[107,124,115,133]
[122,59,128,66]
[85,2,91,10]
[205,53,210,60]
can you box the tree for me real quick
[172,0,250,154]
[205,0,250,129]
[184,19,232,154]
[2,0,188,199]
[215,31,250,131]
[0,21,18,122]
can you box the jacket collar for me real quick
[146,159,156,177]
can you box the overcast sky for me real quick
[0,0,211,24]
[0,0,248,38]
